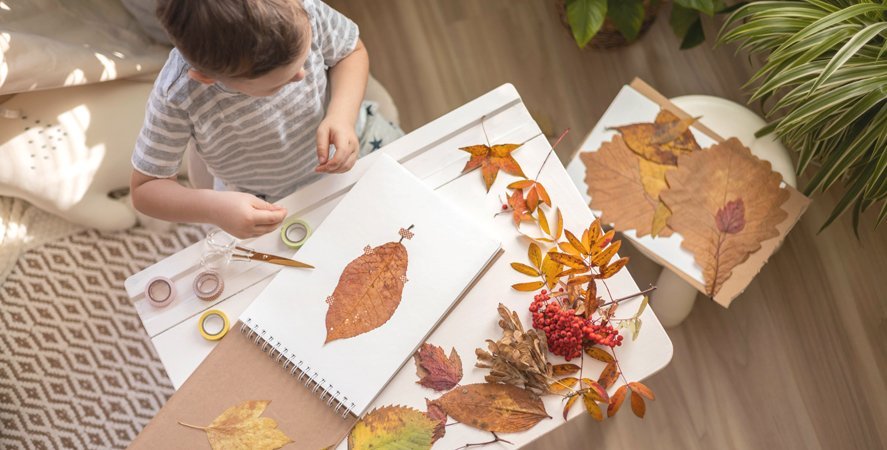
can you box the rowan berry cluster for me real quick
[529,289,623,361]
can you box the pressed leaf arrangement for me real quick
[178,400,293,450]
[720,0,887,232]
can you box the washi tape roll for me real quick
[280,217,311,249]
[198,309,229,341]
[193,270,224,301]
[144,276,176,308]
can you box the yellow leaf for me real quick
[563,395,579,420]
[558,242,581,257]
[552,363,581,376]
[591,240,621,268]
[548,252,587,270]
[548,377,579,395]
[592,230,615,256]
[587,219,601,246]
[583,392,603,422]
[511,262,541,277]
[564,230,588,256]
[541,250,564,290]
[538,207,551,236]
[599,256,629,279]
[178,400,292,450]
[512,281,545,292]
[528,243,542,269]
[584,347,614,363]
[567,275,594,286]
[435,383,550,433]
[349,405,436,450]
[554,208,564,240]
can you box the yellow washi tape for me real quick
[280,217,311,249]
[199,309,230,341]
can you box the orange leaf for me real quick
[564,230,588,256]
[552,363,581,376]
[541,250,564,290]
[536,183,552,207]
[660,138,790,298]
[507,179,535,189]
[567,274,594,286]
[582,392,603,422]
[630,390,646,418]
[584,347,614,363]
[563,395,579,420]
[598,256,629,279]
[512,281,545,292]
[414,343,463,391]
[591,240,621,268]
[526,187,540,213]
[460,143,526,191]
[558,242,581,257]
[549,252,587,270]
[325,232,409,343]
[507,189,533,226]
[537,207,551,236]
[556,267,587,278]
[592,230,615,255]
[554,208,564,240]
[511,262,540,277]
[528,242,542,269]
[584,379,609,403]
[435,383,550,433]
[598,362,619,389]
[587,219,601,246]
[608,385,629,417]
[628,382,655,401]
[548,377,579,395]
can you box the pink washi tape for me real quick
[145,276,176,308]
[193,271,224,301]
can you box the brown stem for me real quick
[598,286,656,308]
[611,347,631,387]
[532,128,570,181]
[177,422,207,430]
[455,432,513,450]
[480,115,491,146]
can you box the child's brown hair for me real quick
[156,0,309,79]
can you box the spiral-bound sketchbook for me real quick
[131,154,501,449]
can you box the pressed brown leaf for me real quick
[548,377,579,394]
[598,362,619,389]
[511,262,540,277]
[630,390,646,418]
[414,343,463,391]
[552,363,581,377]
[628,382,655,401]
[325,229,411,343]
[598,256,629,279]
[608,385,629,417]
[584,347,614,363]
[581,136,678,238]
[660,138,790,298]
[541,250,563,290]
[512,281,545,292]
[549,252,587,270]
[425,398,447,444]
[349,405,436,449]
[609,110,701,165]
[435,383,550,433]
[582,392,603,422]
[528,242,542,269]
[178,400,292,450]
[460,143,526,191]
[563,395,579,420]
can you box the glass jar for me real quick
[200,229,236,271]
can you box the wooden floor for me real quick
[327,1,887,449]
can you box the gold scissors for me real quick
[231,246,314,269]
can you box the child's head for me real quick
[156,0,311,97]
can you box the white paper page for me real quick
[240,154,500,416]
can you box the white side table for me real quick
[650,95,797,327]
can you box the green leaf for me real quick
[681,17,706,49]
[566,0,608,49]
[670,4,699,39]
[808,22,887,96]
[349,405,436,450]
[674,0,723,16]
[607,0,645,41]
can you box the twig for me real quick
[599,286,656,308]
[454,432,513,450]
[532,128,570,181]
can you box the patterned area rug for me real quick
[0,225,202,449]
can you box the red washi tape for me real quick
[145,276,176,307]
[193,271,224,301]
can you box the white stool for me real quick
[650,96,797,327]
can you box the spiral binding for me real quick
[240,318,355,418]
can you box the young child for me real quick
[130,0,402,238]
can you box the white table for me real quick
[125,84,673,448]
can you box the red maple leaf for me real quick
[413,343,462,391]
[507,189,533,226]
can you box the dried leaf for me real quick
[598,256,628,279]
[425,398,447,443]
[581,136,677,238]
[507,189,533,226]
[554,208,564,240]
[541,249,563,290]
[608,385,629,417]
[434,383,550,433]
[630,391,646,418]
[563,395,579,420]
[511,262,540,277]
[414,343,463,391]
[629,382,655,401]
[178,400,292,450]
[567,275,594,286]
[507,179,535,189]
[609,110,701,165]
[325,231,410,343]
[584,347,614,363]
[349,405,436,450]
[552,363,581,376]
[564,230,588,256]
[512,281,545,292]
[528,243,542,269]
[548,377,579,395]
[582,392,603,422]
[591,240,621,268]
[475,304,554,395]
[549,252,587,270]
[598,362,619,389]
[660,138,790,297]
[584,379,609,403]
[557,242,581,257]
[460,143,526,191]
[537,206,551,236]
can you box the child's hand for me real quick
[210,191,287,239]
[315,117,359,173]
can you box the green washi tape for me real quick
[280,217,311,249]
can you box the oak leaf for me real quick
[431,383,550,433]
[660,138,790,297]
[178,400,292,450]
[325,229,412,343]
[413,343,463,391]
[460,143,526,191]
[348,405,436,450]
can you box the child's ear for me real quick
[187,69,216,85]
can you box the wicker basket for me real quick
[556,0,661,49]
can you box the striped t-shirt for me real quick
[131,0,359,201]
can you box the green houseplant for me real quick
[563,0,739,49]
[720,1,887,231]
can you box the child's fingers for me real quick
[316,125,331,165]
[324,135,355,171]
[252,207,287,226]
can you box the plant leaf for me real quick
[591,240,621,268]
[598,362,619,389]
[178,400,293,450]
[414,343,463,391]
[425,399,447,444]
[630,390,646,418]
[549,252,588,270]
[434,383,551,433]
[512,281,545,292]
[607,0,645,41]
[528,242,542,269]
[507,189,533,226]
[552,363,581,376]
[563,395,579,420]
[584,347,614,363]
[608,385,629,417]
[542,249,565,290]
[566,0,608,48]
[460,143,526,191]
[548,377,579,394]
[583,392,604,421]
[349,405,436,450]
[511,262,541,277]
[628,382,655,401]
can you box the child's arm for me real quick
[315,38,369,174]
[130,170,287,239]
